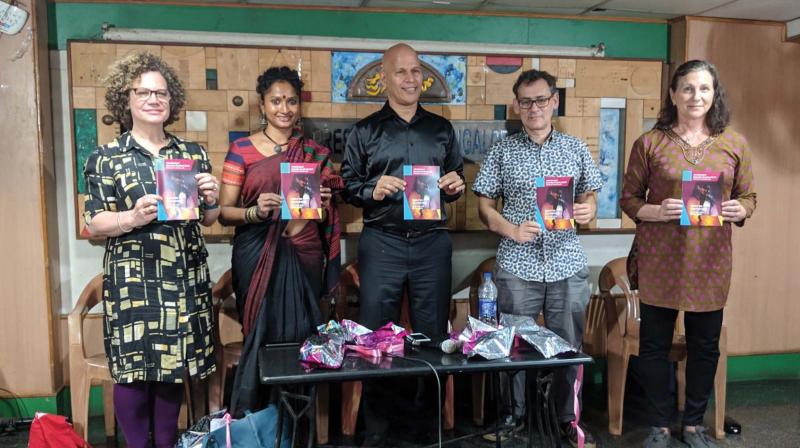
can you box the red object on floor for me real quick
[28,412,92,448]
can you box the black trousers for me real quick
[357,226,453,438]
[638,302,723,428]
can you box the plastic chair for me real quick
[598,257,727,439]
[210,270,243,410]
[337,262,456,436]
[67,273,115,442]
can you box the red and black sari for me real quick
[227,130,343,415]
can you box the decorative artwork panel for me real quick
[331,52,466,104]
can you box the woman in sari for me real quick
[218,66,343,414]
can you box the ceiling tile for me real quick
[701,0,800,21]
[602,0,730,15]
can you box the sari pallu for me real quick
[229,132,343,416]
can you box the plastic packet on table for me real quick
[299,333,345,370]
[500,313,576,358]
[317,319,347,344]
[464,326,515,360]
[355,321,408,355]
[341,319,372,343]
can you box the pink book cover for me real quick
[403,165,441,220]
[534,176,575,231]
[681,170,723,226]
[155,158,198,221]
[280,162,322,220]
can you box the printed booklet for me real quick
[280,162,322,220]
[155,158,198,221]
[534,176,574,231]
[403,165,441,220]
[681,170,723,226]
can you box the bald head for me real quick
[382,43,418,66]
[381,43,423,109]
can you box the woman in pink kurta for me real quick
[620,60,756,448]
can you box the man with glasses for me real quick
[472,69,602,448]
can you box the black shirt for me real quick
[341,102,464,231]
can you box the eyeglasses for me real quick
[131,88,171,102]
[516,93,555,110]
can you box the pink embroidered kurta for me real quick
[620,128,756,312]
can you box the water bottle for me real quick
[478,272,498,326]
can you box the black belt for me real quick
[370,225,446,239]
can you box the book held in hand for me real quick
[681,170,723,226]
[403,165,441,220]
[155,158,199,221]
[280,162,322,220]
[534,176,575,231]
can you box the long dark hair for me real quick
[655,60,730,135]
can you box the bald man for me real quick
[341,43,464,446]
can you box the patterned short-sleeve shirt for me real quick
[83,132,216,384]
[472,129,603,282]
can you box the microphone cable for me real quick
[385,353,443,448]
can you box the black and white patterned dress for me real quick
[83,132,216,383]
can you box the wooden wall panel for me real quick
[0,0,58,396]
[161,46,206,90]
[575,60,661,100]
[676,18,800,354]
[622,99,643,229]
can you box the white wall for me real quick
[51,49,633,313]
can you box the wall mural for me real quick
[332,52,466,104]
[597,107,622,219]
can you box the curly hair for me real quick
[256,66,303,100]
[655,60,730,135]
[102,51,185,130]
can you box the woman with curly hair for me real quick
[218,66,343,415]
[82,51,219,448]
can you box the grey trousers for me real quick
[495,265,590,423]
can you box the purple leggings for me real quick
[113,381,184,448]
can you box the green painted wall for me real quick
[48,2,668,60]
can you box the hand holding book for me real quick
[320,187,332,208]
[657,198,684,221]
[195,172,219,207]
[372,175,406,201]
[509,220,542,243]
[256,192,282,219]
[721,199,747,222]
[573,202,595,225]
[133,194,162,225]
[438,171,465,195]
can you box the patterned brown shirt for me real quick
[620,128,756,312]
[83,132,216,383]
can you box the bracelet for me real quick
[245,206,265,224]
[117,211,133,234]
[203,201,219,211]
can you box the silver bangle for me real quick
[117,211,133,234]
